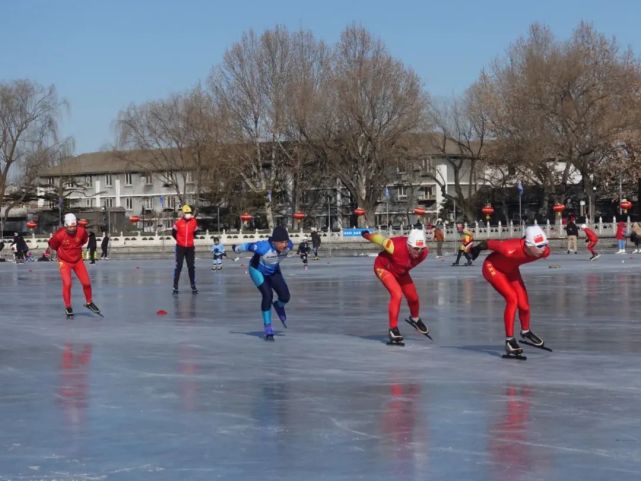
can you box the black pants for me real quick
[89,248,96,263]
[101,247,108,258]
[255,270,290,311]
[454,250,472,265]
[174,245,196,289]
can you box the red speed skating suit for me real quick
[48,226,92,308]
[482,238,550,337]
[583,227,599,255]
[364,233,428,328]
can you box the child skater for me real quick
[210,237,227,270]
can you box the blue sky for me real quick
[2,0,640,154]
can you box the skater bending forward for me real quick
[362,229,430,345]
[48,213,102,318]
[234,226,293,340]
[470,225,550,358]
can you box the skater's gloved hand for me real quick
[361,230,371,240]
[470,240,488,260]
[233,256,240,262]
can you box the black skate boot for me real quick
[264,324,275,341]
[404,317,432,340]
[502,337,526,360]
[387,327,405,346]
[65,307,74,319]
[172,287,179,295]
[520,330,553,351]
[191,286,198,295]
[85,302,103,317]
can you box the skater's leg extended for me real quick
[376,267,403,329]
[269,271,290,325]
[185,247,196,289]
[511,277,530,332]
[174,246,186,289]
[59,261,73,308]
[399,274,419,318]
[484,266,518,337]
[73,261,93,304]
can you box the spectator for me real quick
[310,228,322,260]
[615,220,627,254]
[565,217,579,254]
[433,224,445,258]
[87,232,97,264]
[631,222,641,253]
[100,234,109,260]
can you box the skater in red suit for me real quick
[48,213,102,318]
[580,224,600,260]
[470,225,550,358]
[362,229,430,344]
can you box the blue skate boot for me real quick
[264,324,275,341]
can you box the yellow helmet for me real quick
[181,204,192,214]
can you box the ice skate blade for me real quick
[502,353,527,360]
[404,318,433,340]
[520,340,553,351]
[264,335,275,342]
[386,340,405,346]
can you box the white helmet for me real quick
[407,229,427,248]
[580,224,587,229]
[64,213,77,226]
[524,225,548,247]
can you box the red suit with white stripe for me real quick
[482,238,550,337]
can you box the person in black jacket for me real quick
[100,234,109,259]
[87,232,97,264]
[565,217,579,254]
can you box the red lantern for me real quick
[129,215,141,223]
[26,221,37,229]
[354,207,366,217]
[292,211,305,221]
[239,212,253,223]
[78,219,89,227]
[413,207,426,217]
[481,204,494,220]
[620,199,632,213]
[552,203,565,214]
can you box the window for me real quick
[125,197,133,210]
[422,158,434,172]
[418,186,434,200]
[105,174,113,187]
[85,198,95,207]
[396,186,407,200]
[144,173,153,185]
[186,171,194,184]
[144,197,154,209]
[65,178,74,188]
[47,177,54,186]
[125,173,133,185]
[104,197,114,208]
[85,175,93,186]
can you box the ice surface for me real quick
[1,251,641,480]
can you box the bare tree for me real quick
[115,85,223,208]
[304,25,427,227]
[0,80,64,233]
[209,27,297,229]
[423,86,489,222]
[478,23,641,221]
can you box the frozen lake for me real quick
[2,250,641,480]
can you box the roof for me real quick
[39,150,170,176]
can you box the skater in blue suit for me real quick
[234,225,293,340]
